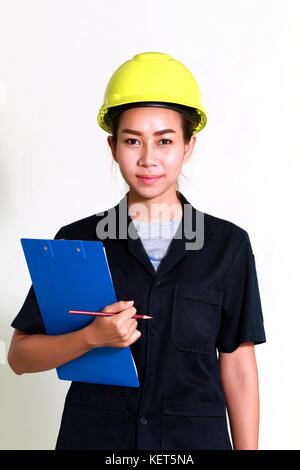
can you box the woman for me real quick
[8,52,266,450]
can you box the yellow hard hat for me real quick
[97,51,207,135]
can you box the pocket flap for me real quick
[68,388,126,412]
[174,284,224,306]
[162,399,226,417]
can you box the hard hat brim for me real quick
[99,101,206,135]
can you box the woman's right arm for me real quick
[8,300,141,375]
[8,326,94,375]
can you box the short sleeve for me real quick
[10,226,67,334]
[216,231,266,353]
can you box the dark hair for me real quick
[108,106,197,149]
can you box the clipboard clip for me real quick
[70,240,87,260]
[38,240,54,258]
[38,239,86,260]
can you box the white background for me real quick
[1,0,299,450]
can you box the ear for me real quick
[107,135,118,164]
[182,134,196,164]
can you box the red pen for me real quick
[69,309,152,320]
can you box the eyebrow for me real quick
[120,128,176,136]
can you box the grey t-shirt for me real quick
[132,217,182,271]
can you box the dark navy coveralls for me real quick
[11,191,266,450]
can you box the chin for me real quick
[129,183,172,199]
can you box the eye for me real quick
[125,138,139,145]
[124,138,172,145]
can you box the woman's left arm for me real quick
[219,342,260,450]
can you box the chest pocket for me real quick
[170,282,223,355]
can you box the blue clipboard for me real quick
[20,238,140,387]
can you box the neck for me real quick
[127,188,183,223]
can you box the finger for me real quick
[126,319,139,335]
[102,300,135,313]
[117,306,137,321]
[128,330,142,346]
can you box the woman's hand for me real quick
[84,300,142,349]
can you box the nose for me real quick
[138,142,158,167]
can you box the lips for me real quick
[136,175,162,184]
[137,175,161,178]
